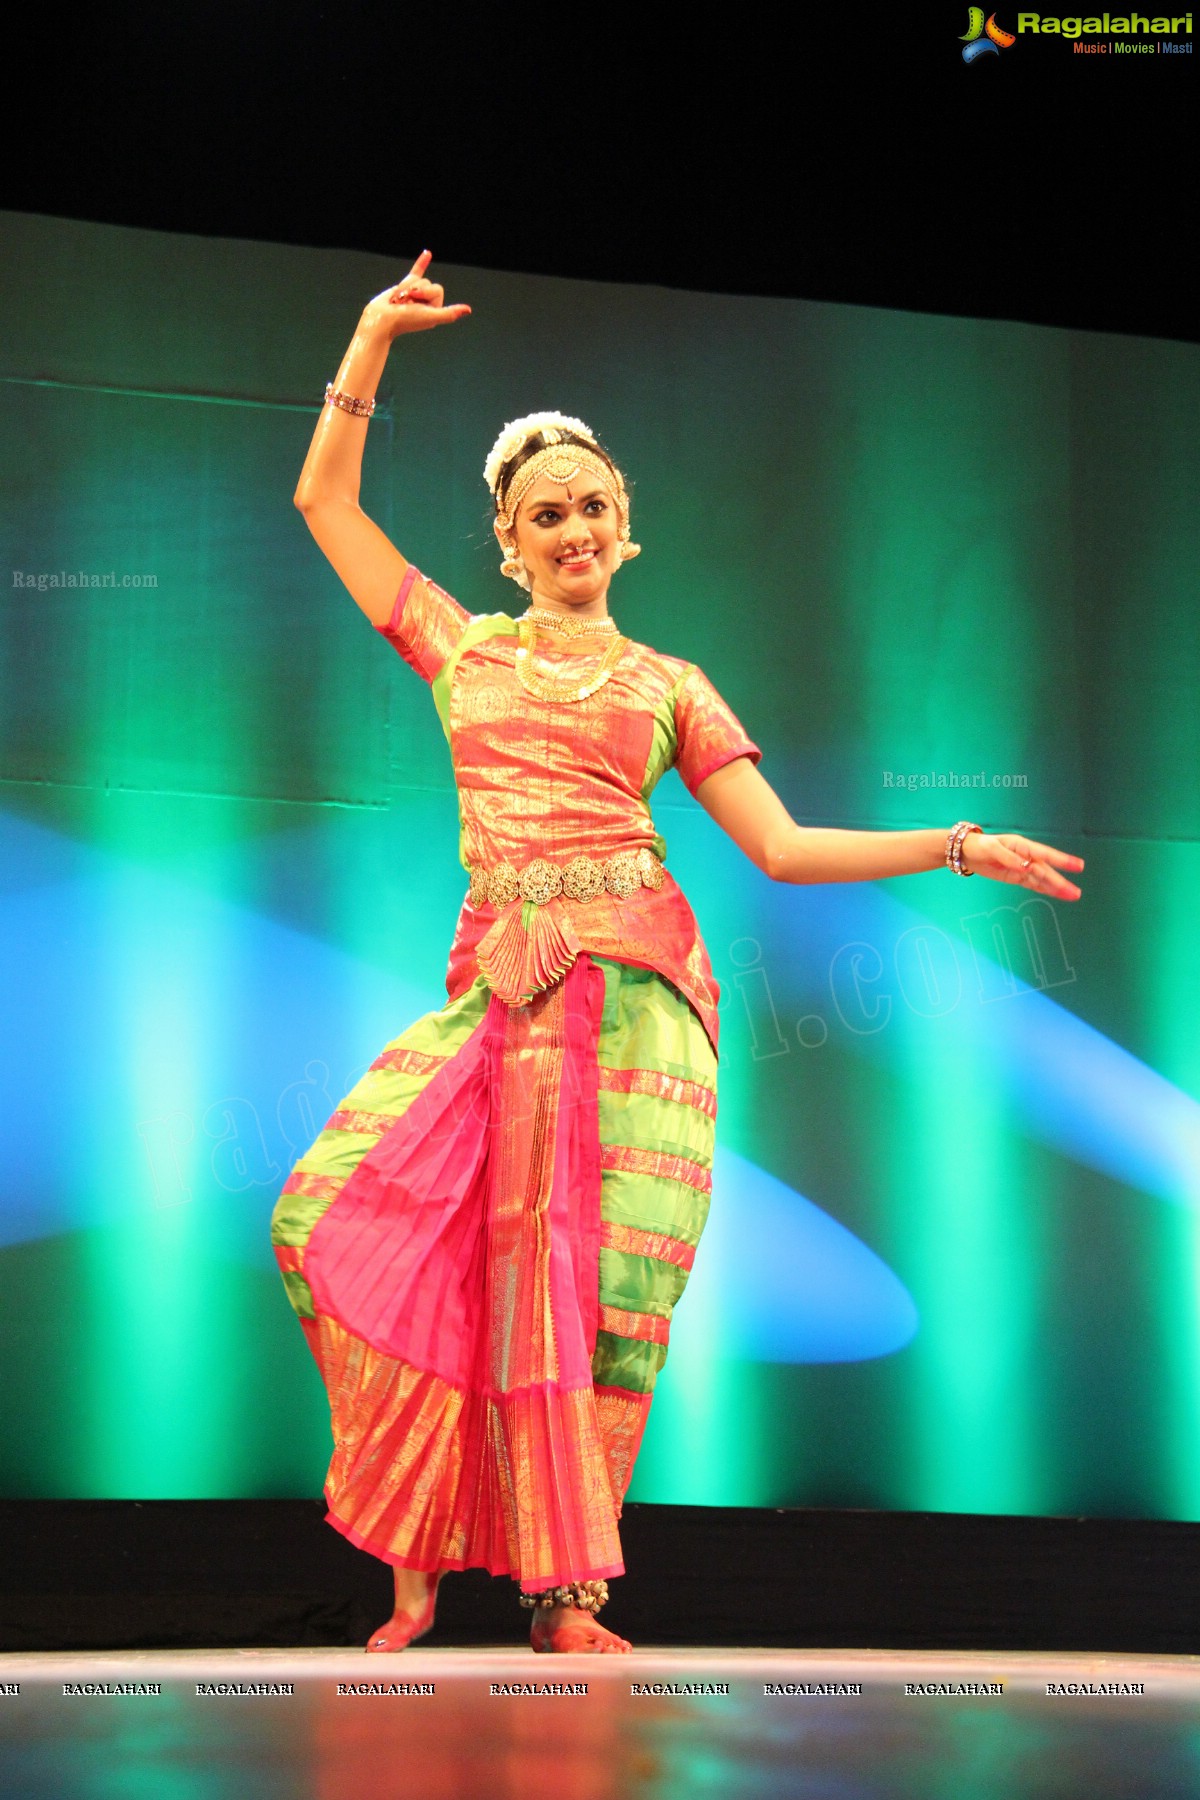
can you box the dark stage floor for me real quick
[2,1648,1198,1799]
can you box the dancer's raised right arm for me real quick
[294,252,471,626]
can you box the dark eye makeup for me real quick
[532,498,608,527]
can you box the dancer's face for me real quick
[510,475,622,609]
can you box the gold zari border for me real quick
[597,1064,717,1118]
[599,1220,696,1272]
[601,1142,712,1194]
[597,1303,671,1346]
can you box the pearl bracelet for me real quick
[324,382,375,420]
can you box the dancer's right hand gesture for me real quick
[361,251,471,338]
[296,250,469,626]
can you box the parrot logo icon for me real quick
[961,8,1017,59]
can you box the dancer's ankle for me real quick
[393,1567,438,1614]
[529,1606,632,1654]
[366,1569,441,1654]
[521,1580,631,1654]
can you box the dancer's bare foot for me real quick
[530,1605,632,1654]
[366,1569,440,1653]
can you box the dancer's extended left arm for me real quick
[695,756,1084,900]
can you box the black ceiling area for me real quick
[5,5,1195,343]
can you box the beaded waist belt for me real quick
[467,847,665,909]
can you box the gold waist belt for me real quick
[468,847,665,909]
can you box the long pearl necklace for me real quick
[515,611,627,704]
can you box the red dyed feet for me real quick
[531,1608,632,1654]
[365,1575,440,1653]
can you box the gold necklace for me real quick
[520,606,618,639]
[515,617,628,703]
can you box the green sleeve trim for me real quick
[641,666,691,803]
[638,667,692,863]
[431,612,519,741]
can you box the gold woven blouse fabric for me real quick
[376,567,762,1053]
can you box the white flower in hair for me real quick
[483,411,597,495]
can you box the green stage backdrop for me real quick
[2,210,1198,1518]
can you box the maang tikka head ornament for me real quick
[484,411,641,590]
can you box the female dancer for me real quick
[271,253,1085,1656]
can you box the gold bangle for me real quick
[946,820,982,876]
[324,382,375,420]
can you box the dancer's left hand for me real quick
[960,831,1084,899]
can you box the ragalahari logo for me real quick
[961,7,1017,57]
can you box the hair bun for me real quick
[483,412,597,495]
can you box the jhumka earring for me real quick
[499,539,530,589]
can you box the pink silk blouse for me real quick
[375,566,762,1054]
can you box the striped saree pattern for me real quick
[271,953,716,1585]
